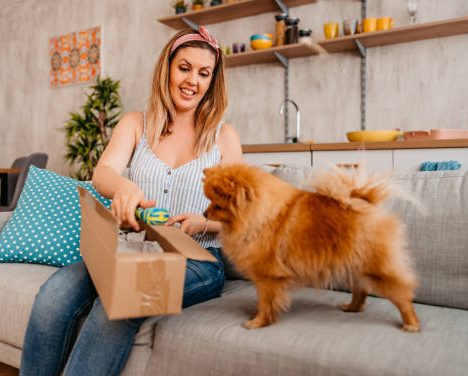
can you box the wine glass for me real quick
[406,0,418,24]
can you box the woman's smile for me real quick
[180,87,197,98]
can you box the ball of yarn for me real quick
[135,207,170,225]
[420,160,461,171]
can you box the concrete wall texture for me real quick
[1,0,468,174]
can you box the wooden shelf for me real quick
[242,139,468,153]
[319,16,468,53]
[243,143,311,153]
[225,43,323,68]
[158,0,316,30]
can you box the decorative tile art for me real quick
[49,26,101,88]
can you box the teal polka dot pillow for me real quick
[0,166,111,267]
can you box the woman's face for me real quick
[169,47,216,114]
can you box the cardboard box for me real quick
[78,187,217,320]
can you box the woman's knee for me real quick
[182,261,225,307]
[31,261,95,322]
[84,298,146,335]
[38,261,93,298]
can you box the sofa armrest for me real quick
[0,212,13,232]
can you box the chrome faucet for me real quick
[279,99,301,143]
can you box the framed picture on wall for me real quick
[49,26,101,88]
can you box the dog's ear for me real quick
[235,184,253,211]
[203,167,215,178]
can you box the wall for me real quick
[1,0,467,174]
[0,0,168,174]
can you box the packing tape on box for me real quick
[137,260,169,315]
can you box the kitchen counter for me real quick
[242,139,468,153]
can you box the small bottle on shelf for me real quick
[285,17,300,44]
[275,13,287,46]
[298,29,313,45]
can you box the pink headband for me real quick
[170,25,219,61]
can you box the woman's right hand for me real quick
[111,179,156,231]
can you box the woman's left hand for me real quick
[165,213,207,236]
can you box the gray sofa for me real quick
[1,167,467,375]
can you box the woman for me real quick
[20,26,243,376]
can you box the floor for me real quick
[0,363,18,376]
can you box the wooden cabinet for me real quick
[246,147,468,172]
[244,151,312,167]
[243,141,468,172]
[312,150,393,173]
[394,148,468,172]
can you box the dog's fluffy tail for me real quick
[311,166,423,211]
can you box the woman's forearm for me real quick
[92,164,131,199]
[207,219,222,234]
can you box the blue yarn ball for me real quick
[420,160,461,171]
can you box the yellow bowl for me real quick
[346,130,402,142]
[251,39,273,50]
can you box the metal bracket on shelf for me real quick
[273,52,289,69]
[361,0,368,13]
[181,17,198,30]
[355,39,367,58]
[274,0,289,15]
[359,46,367,131]
[360,0,368,131]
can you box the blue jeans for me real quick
[20,247,225,376]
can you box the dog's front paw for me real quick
[339,303,365,312]
[242,317,268,329]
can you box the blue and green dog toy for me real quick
[135,207,170,225]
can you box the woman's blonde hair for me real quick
[146,28,227,155]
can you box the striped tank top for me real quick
[129,112,222,248]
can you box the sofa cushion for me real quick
[0,166,111,267]
[0,263,57,348]
[147,281,468,376]
[0,263,162,370]
[388,170,468,310]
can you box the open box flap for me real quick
[78,187,119,316]
[78,187,118,250]
[143,222,217,262]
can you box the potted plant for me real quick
[192,0,205,11]
[172,0,187,14]
[64,77,123,181]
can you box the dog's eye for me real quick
[214,204,222,210]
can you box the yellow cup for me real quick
[377,17,395,31]
[324,22,340,39]
[362,17,377,33]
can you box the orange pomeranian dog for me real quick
[203,163,420,332]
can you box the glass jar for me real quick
[285,17,300,44]
[298,28,313,45]
[275,13,287,46]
